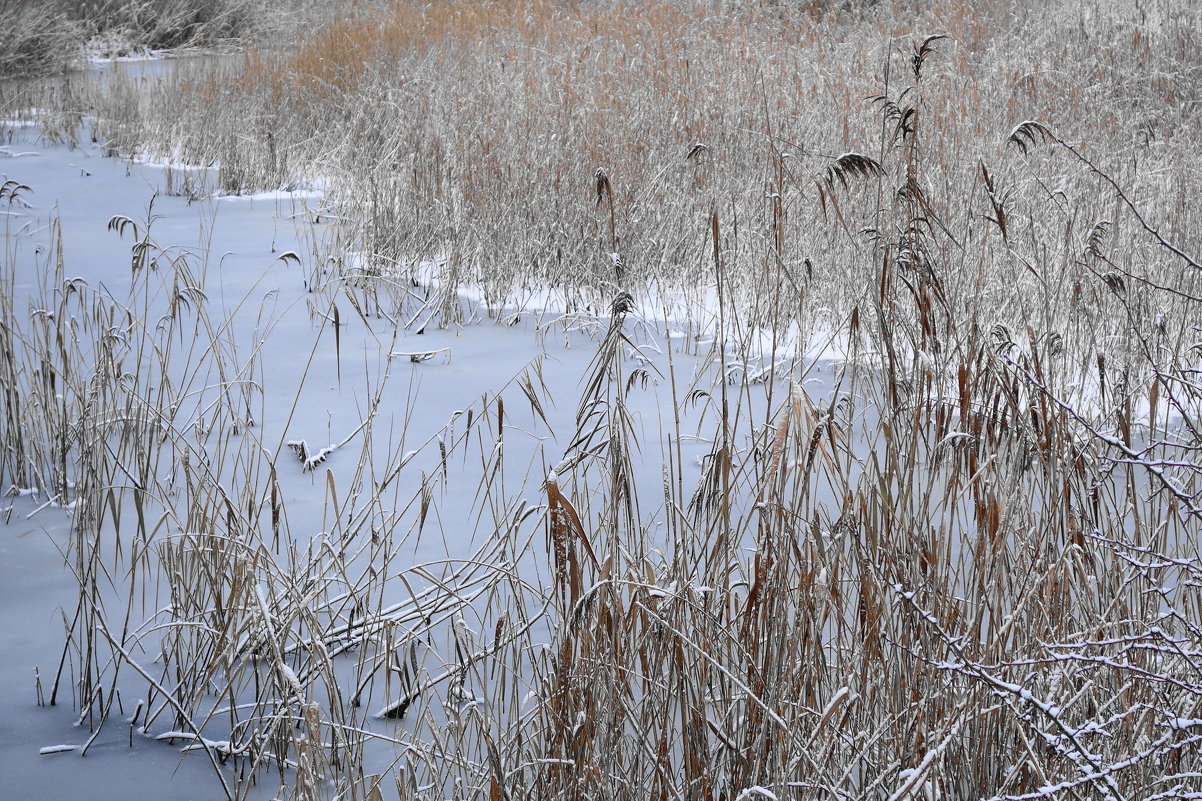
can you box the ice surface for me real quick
[0,108,851,797]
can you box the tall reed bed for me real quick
[5,0,1202,798]
[0,0,353,77]
[59,0,1202,340]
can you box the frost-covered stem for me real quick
[891,584,1128,801]
[95,621,234,800]
[1002,354,1202,519]
[1047,134,1201,272]
[979,729,1202,801]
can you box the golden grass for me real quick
[152,0,1198,329]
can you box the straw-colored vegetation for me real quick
[4,0,1202,798]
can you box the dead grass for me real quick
[100,0,1192,334]
[6,0,1202,798]
[0,0,359,77]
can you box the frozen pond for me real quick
[1,104,850,799]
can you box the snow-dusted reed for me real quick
[4,1,1202,799]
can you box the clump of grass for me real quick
[0,1,83,78]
